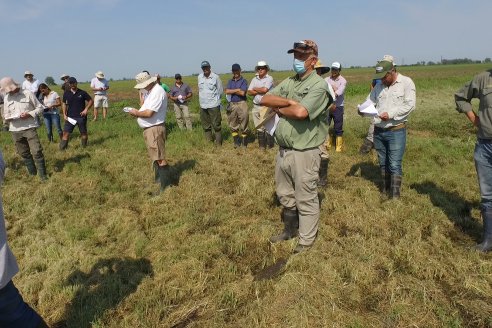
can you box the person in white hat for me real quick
[127,72,170,194]
[21,71,40,96]
[21,71,41,126]
[90,71,110,121]
[0,77,48,180]
[247,60,274,149]
[325,61,347,152]
[60,73,70,93]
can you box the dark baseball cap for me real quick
[231,63,241,71]
[201,61,211,68]
[68,77,77,84]
[175,73,182,79]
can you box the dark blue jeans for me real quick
[0,281,43,328]
[43,111,62,139]
[374,127,406,175]
[327,106,344,136]
[474,140,492,210]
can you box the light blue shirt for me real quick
[198,72,223,109]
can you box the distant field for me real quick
[1,63,491,327]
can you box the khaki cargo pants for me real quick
[275,147,321,246]
[226,101,249,134]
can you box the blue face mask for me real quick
[293,58,306,74]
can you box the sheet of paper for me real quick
[4,114,20,120]
[357,99,378,116]
[66,117,77,125]
[264,114,279,136]
[122,107,133,113]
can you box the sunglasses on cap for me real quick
[293,41,312,50]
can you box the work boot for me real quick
[241,134,248,147]
[269,208,298,243]
[81,138,88,148]
[153,161,159,183]
[59,139,68,150]
[232,133,241,148]
[23,158,37,175]
[476,208,492,252]
[293,244,312,254]
[390,175,402,199]
[335,136,343,152]
[35,159,48,181]
[318,158,329,188]
[359,138,373,155]
[380,169,391,195]
[158,165,171,193]
[266,133,275,148]
[214,131,222,146]
[204,130,213,142]
[257,131,266,149]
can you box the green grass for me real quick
[1,63,491,327]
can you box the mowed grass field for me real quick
[1,63,491,327]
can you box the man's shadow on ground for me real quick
[53,153,91,172]
[410,181,481,242]
[53,257,153,328]
[346,161,381,190]
[169,159,196,186]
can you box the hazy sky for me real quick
[0,0,490,83]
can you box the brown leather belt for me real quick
[375,123,407,132]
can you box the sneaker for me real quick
[359,139,373,155]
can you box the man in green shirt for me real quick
[260,40,329,253]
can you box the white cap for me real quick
[331,62,341,69]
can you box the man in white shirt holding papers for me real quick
[128,72,170,195]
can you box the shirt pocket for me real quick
[482,88,492,108]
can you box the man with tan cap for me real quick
[248,60,274,149]
[0,77,48,180]
[127,72,170,194]
[90,71,110,120]
[260,40,329,253]
[370,58,416,199]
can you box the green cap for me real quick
[373,60,394,79]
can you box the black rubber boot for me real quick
[359,138,373,155]
[81,138,88,148]
[241,134,248,148]
[233,134,241,148]
[24,158,37,175]
[59,139,68,150]
[35,159,48,181]
[257,131,266,149]
[158,165,171,193]
[204,130,213,142]
[214,131,222,146]
[269,208,298,243]
[58,132,63,141]
[380,169,390,195]
[390,175,402,199]
[476,208,492,252]
[318,158,329,188]
[266,133,275,148]
[153,161,159,183]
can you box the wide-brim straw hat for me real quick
[134,72,157,89]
